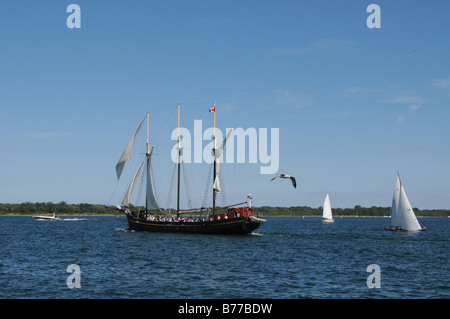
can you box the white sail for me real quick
[213,175,221,193]
[213,129,233,194]
[390,175,401,227]
[116,116,146,180]
[122,160,144,207]
[398,184,422,231]
[322,193,333,220]
[145,149,159,210]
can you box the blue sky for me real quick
[0,1,449,209]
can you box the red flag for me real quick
[209,106,216,112]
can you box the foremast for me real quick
[116,112,159,216]
[144,112,159,216]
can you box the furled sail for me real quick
[213,175,221,193]
[146,148,159,210]
[398,184,422,231]
[390,175,401,227]
[213,129,233,194]
[116,116,146,180]
[323,193,333,220]
[122,160,144,207]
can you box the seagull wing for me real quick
[270,173,282,181]
[290,176,297,188]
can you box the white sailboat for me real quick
[322,193,335,224]
[385,173,426,231]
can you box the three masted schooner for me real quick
[109,102,266,234]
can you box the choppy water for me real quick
[0,216,448,299]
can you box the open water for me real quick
[0,216,448,299]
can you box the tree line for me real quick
[255,205,449,217]
[0,202,114,215]
[0,202,448,217]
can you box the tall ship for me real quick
[109,102,266,234]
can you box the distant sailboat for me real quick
[385,173,427,231]
[322,193,335,224]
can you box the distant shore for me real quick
[1,213,448,218]
[0,202,449,217]
[1,214,447,219]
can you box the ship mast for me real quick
[212,101,217,215]
[145,112,150,218]
[177,103,181,218]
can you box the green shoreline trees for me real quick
[0,202,448,217]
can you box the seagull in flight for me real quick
[270,173,297,188]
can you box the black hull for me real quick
[126,214,262,235]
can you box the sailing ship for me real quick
[322,193,334,224]
[109,102,266,234]
[385,173,427,231]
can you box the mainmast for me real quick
[145,112,150,218]
[212,101,217,215]
[146,112,150,156]
[177,103,181,218]
[144,112,159,216]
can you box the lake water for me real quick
[0,216,448,299]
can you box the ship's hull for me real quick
[125,214,263,235]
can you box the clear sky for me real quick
[1,1,449,209]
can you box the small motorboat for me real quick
[32,214,62,221]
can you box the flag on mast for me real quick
[209,106,215,112]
